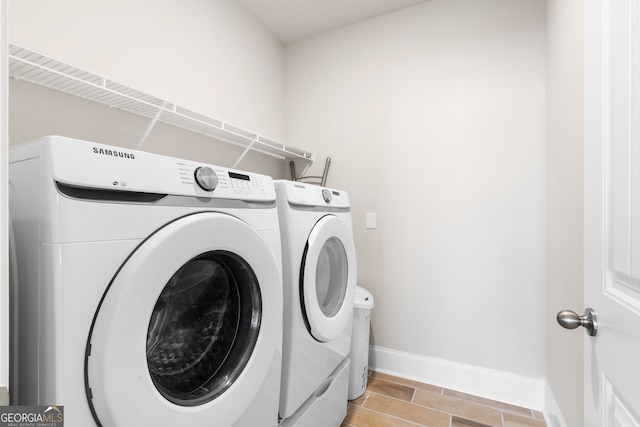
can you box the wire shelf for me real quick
[8,41,315,162]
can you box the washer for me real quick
[9,135,283,426]
[275,180,357,426]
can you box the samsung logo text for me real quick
[93,147,136,160]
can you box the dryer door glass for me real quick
[302,214,357,342]
[315,237,348,317]
[146,251,261,406]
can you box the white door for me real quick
[584,0,640,424]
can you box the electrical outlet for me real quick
[366,212,376,229]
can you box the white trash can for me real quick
[348,286,374,400]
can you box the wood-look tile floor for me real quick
[341,371,547,427]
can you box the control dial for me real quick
[194,166,218,191]
[322,189,332,203]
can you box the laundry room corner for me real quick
[285,0,548,410]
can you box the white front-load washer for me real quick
[275,180,357,426]
[9,135,283,426]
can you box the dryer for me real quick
[275,180,357,426]
[9,136,283,426]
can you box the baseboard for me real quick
[543,383,568,427]
[368,345,546,411]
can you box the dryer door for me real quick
[301,215,357,342]
[86,212,281,426]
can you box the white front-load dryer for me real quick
[9,136,283,426]
[275,180,357,426]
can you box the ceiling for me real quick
[237,0,430,44]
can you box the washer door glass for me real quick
[146,252,260,406]
[302,215,357,342]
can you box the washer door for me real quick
[301,215,357,342]
[86,212,281,426]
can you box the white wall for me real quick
[285,0,547,392]
[545,0,584,426]
[7,0,287,175]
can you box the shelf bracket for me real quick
[232,139,257,169]
[136,101,168,150]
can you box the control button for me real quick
[194,166,218,191]
[322,188,332,203]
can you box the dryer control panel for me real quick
[25,136,276,201]
[276,180,350,209]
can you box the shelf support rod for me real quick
[136,100,167,150]
[232,139,257,169]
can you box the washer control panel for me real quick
[46,137,275,201]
